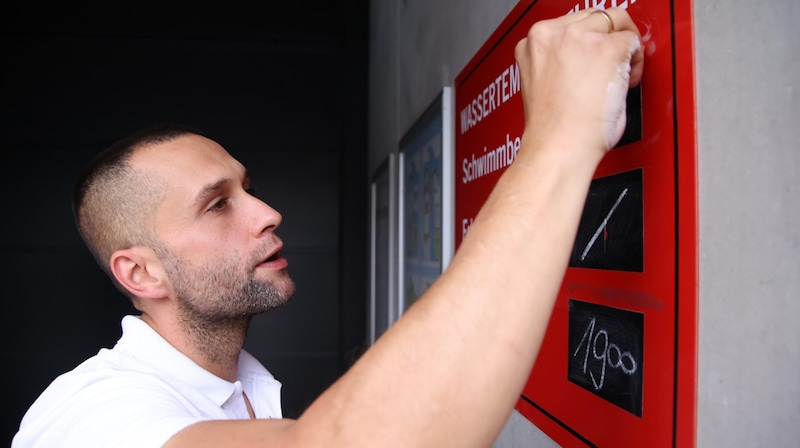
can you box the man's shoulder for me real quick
[12,351,205,448]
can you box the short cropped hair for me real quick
[73,123,204,295]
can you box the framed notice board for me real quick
[453,1,698,447]
[369,154,397,344]
[398,88,455,315]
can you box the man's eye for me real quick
[208,198,229,213]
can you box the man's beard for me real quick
[156,244,294,324]
[154,244,295,364]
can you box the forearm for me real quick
[294,134,603,447]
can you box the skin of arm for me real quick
[166,7,644,448]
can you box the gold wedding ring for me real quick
[592,9,615,34]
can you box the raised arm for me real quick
[166,8,644,448]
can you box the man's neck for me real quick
[185,317,250,381]
[141,312,250,382]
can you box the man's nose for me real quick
[248,194,283,236]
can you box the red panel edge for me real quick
[673,0,699,446]
[514,397,589,448]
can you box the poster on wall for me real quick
[369,154,397,344]
[454,1,698,447]
[398,87,454,315]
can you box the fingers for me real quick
[590,10,616,34]
[550,8,645,84]
[558,7,640,34]
[601,9,645,87]
[513,7,645,154]
[516,8,643,69]
[585,8,645,88]
[589,8,640,35]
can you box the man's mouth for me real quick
[255,244,288,270]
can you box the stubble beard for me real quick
[157,246,295,364]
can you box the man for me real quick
[14,8,643,447]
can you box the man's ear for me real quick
[109,247,170,300]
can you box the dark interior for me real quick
[1,1,369,444]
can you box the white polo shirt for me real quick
[13,315,283,448]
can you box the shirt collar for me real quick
[114,315,241,409]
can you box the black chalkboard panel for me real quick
[568,299,644,417]
[614,85,643,149]
[569,168,643,271]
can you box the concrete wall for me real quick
[368,0,800,446]
[368,0,519,176]
[695,0,800,446]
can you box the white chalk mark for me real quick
[580,188,629,261]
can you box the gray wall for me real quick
[695,1,800,446]
[368,0,519,176]
[368,0,800,446]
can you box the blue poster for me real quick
[402,113,443,309]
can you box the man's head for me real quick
[73,124,295,318]
[74,124,192,284]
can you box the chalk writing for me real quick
[570,168,643,271]
[581,188,629,262]
[568,299,644,416]
[573,316,638,390]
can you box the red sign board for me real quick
[454,1,698,446]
